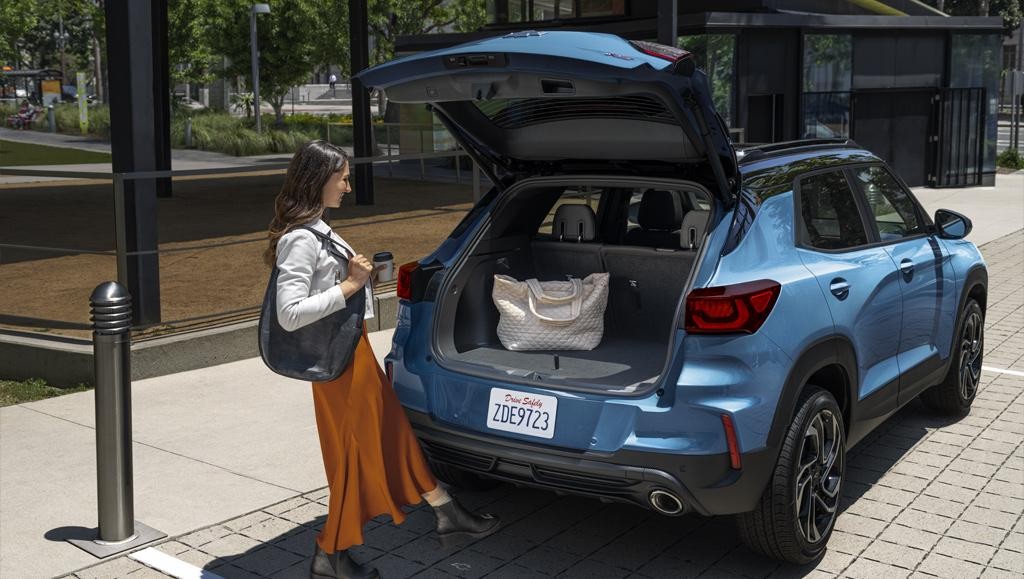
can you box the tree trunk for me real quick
[979,1,988,16]
[271,95,285,125]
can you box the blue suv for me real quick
[359,32,987,564]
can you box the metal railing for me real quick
[0,138,486,336]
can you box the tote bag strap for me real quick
[525,278,583,325]
[293,225,353,260]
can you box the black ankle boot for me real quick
[310,543,379,579]
[433,497,501,540]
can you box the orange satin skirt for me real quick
[311,325,438,553]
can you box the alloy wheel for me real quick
[795,409,843,544]
[959,310,983,401]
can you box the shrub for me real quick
[997,148,1023,170]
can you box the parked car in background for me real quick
[360,31,987,564]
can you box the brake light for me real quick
[396,262,420,301]
[685,280,781,334]
[629,40,692,63]
[721,414,742,470]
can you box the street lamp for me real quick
[250,3,271,132]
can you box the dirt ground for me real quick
[0,173,475,339]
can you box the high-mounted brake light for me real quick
[396,262,420,301]
[685,280,781,334]
[629,40,692,63]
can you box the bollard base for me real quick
[67,520,166,559]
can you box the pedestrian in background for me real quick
[264,140,500,579]
[329,73,338,96]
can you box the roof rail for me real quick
[736,138,860,163]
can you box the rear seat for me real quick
[601,246,696,339]
[531,204,604,280]
[529,203,703,340]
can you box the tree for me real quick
[169,0,216,86]
[366,0,486,68]
[925,0,1023,34]
[208,0,327,123]
[1,2,38,67]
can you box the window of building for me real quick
[849,166,924,241]
[678,34,736,127]
[486,1,606,24]
[951,33,1002,174]
[801,34,852,139]
[798,170,869,250]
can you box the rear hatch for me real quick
[357,30,738,205]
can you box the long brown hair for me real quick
[264,140,349,267]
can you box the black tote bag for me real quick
[258,226,367,382]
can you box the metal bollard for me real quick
[90,282,135,543]
[184,117,193,148]
[47,105,56,133]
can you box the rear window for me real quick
[474,95,677,130]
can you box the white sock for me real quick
[422,485,452,507]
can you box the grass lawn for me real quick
[0,139,111,166]
[0,378,92,407]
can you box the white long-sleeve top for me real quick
[275,219,374,332]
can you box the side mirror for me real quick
[934,209,972,240]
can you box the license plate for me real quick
[486,388,558,439]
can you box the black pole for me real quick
[350,0,375,205]
[657,0,678,47]
[90,282,135,542]
[105,0,165,325]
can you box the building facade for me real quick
[398,0,1005,187]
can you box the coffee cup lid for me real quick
[373,251,393,261]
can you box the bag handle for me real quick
[525,278,583,325]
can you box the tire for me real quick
[921,298,984,416]
[737,387,845,565]
[430,461,501,491]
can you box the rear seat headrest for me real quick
[680,210,710,251]
[553,204,597,242]
[638,189,682,231]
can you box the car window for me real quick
[537,187,602,237]
[798,170,870,250]
[849,166,924,241]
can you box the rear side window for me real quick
[849,166,924,241]
[798,170,870,250]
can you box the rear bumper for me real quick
[406,409,777,516]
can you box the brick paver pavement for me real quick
[65,231,1024,579]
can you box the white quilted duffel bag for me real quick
[492,273,610,351]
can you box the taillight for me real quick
[684,280,781,334]
[396,262,419,301]
[629,40,692,63]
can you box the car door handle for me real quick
[900,259,914,278]
[829,278,850,300]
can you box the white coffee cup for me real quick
[374,252,394,282]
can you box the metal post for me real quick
[250,9,260,133]
[184,117,192,148]
[657,0,678,46]
[350,0,375,205]
[67,282,165,558]
[386,124,393,176]
[47,105,56,132]
[90,282,134,543]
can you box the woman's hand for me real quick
[338,254,374,299]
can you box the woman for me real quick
[265,141,500,579]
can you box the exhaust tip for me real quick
[649,489,686,515]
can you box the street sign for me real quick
[77,71,89,133]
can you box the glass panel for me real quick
[579,0,624,18]
[801,92,850,139]
[509,0,526,22]
[803,34,852,92]
[849,166,924,241]
[532,0,557,20]
[678,34,736,126]
[798,170,869,250]
[951,33,1002,174]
